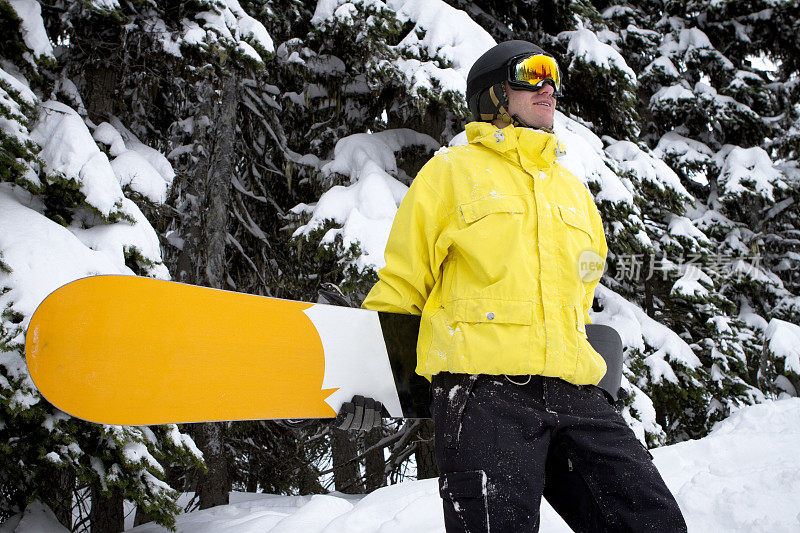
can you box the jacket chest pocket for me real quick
[451,196,528,293]
[458,196,525,225]
[556,204,594,251]
[456,196,526,246]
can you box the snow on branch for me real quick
[605,140,693,200]
[30,101,126,218]
[7,0,55,60]
[553,112,634,205]
[559,28,637,83]
[292,129,438,271]
[593,284,702,384]
[765,318,800,375]
[714,145,788,203]
[387,0,495,94]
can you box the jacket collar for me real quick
[465,121,563,167]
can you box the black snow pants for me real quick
[431,372,687,533]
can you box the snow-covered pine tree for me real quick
[0,2,203,530]
[600,0,799,437]
[48,0,284,514]
[683,0,800,402]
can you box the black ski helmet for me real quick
[466,40,551,123]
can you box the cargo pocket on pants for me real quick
[439,470,489,533]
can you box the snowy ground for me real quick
[132,397,800,532]
[7,398,799,532]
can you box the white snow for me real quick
[559,28,637,82]
[592,284,702,383]
[651,83,695,105]
[178,1,274,62]
[652,132,713,185]
[29,101,125,218]
[293,129,438,271]
[669,28,712,52]
[0,501,70,533]
[393,57,466,95]
[0,66,37,176]
[714,145,788,203]
[764,319,800,374]
[110,151,170,203]
[605,140,692,199]
[93,121,127,156]
[107,118,176,185]
[69,198,171,280]
[0,89,171,335]
[667,214,712,253]
[89,0,120,11]
[619,375,663,443]
[142,17,183,58]
[7,0,55,59]
[387,0,495,94]
[0,183,130,325]
[312,0,495,97]
[652,398,800,532]
[671,265,712,299]
[92,120,174,202]
[738,299,769,332]
[0,66,37,107]
[644,56,680,78]
[61,398,796,533]
[696,81,759,122]
[553,112,634,205]
[224,0,275,53]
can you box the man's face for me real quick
[505,82,556,130]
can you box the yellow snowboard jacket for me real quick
[363,121,608,385]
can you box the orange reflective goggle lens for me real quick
[509,54,561,93]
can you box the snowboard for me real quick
[25,275,620,426]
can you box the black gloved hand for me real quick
[332,395,386,432]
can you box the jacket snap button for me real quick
[486,312,495,320]
[494,131,504,142]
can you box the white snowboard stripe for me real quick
[304,305,404,417]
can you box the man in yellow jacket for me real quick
[363,41,686,532]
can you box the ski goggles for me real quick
[508,54,561,94]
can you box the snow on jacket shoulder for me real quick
[363,121,609,385]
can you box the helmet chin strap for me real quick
[511,113,533,128]
[511,113,554,133]
[492,82,554,133]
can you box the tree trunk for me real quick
[90,484,124,533]
[202,72,238,288]
[414,420,439,479]
[297,464,325,495]
[332,430,363,494]
[42,467,74,530]
[192,422,231,509]
[133,506,154,527]
[83,64,120,122]
[363,427,386,491]
[186,71,239,510]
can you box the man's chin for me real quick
[522,112,554,131]
[529,119,555,131]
